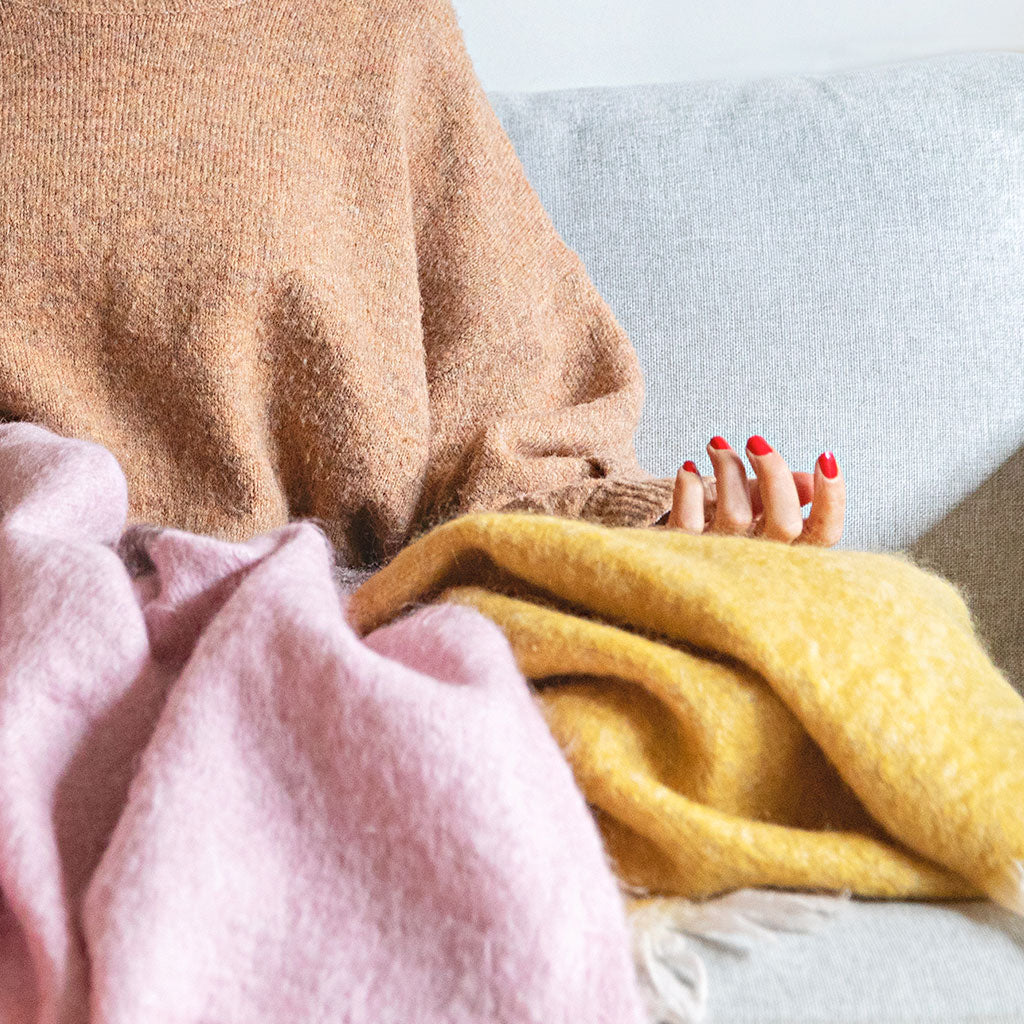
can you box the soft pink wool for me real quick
[0,421,646,1024]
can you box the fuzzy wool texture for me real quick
[345,508,1024,917]
[0,421,648,1024]
[0,0,677,571]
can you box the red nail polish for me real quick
[683,460,699,474]
[818,451,838,479]
[747,435,772,456]
[709,436,730,450]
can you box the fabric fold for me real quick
[0,0,682,567]
[0,421,648,1024]
[344,509,1024,916]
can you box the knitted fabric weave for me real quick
[345,510,1024,917]
[0,0,676,570]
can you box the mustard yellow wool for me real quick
[345,511,1024,915]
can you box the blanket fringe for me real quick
[985,859,1024,916]
[627,888,852,1024]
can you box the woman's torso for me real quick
[0,0,433,567]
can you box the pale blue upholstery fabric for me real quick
[488,52,1024,1023]
[490,51,1024,699]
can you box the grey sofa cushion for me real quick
[489,52,1024,697]
[699,897,1024,1023]
[488,53,1024,1024]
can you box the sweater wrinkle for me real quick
[0,0,675,569]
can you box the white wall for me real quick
[453,0,1024,92]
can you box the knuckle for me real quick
[765,518,803,543]
[799,523,842,547]
[821,526,844,547]
[715,504,753,531]
[716,519,752,536]
[667,516,704,535]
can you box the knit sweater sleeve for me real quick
[401,0,677,541]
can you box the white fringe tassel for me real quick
[628,887,852,1024]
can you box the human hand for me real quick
[655,435,845,546]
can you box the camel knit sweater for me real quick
[0,0,678,569]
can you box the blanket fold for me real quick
[0,0,679,570]
[0,422,648,1024]
[344,510,1024,916]
[4,419,1023,1024]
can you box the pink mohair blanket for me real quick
[0,421,646,1024]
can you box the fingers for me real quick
[743,435,804,543]
[706,436,754,536]
[797,451,846,547]
[665,461,706,533]
[665,439,844,548]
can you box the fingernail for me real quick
[818,451,838,479]
[683,460,699,474]
[709,436,730,450]
[747,435,773,456]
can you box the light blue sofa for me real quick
[489,51,1024,1023]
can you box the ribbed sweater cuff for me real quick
[578,475,677,529]
[484,474,676,531]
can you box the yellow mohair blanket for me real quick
[344,511,1024,918]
